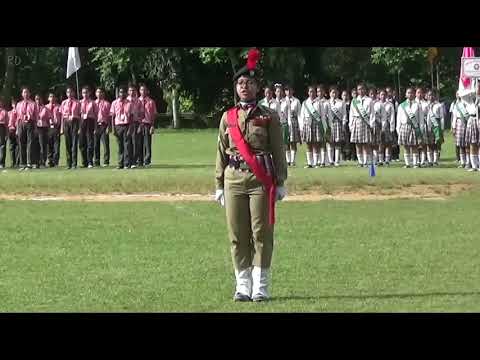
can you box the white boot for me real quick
[290,150,296,166]
[251,266,270,301]
[234,267,252,299]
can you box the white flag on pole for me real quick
[66,47,81,79]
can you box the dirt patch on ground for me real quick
[0,184,473,202]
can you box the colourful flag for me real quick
[458,47,475,97]
[66,47,81,79]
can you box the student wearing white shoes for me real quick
[378,89,395,166]
[349,83,374,167]
[325,86,347,167]
[451,92,470,169]
[281,85,302,166]
[397,87,423,168]
[424,89,444,166]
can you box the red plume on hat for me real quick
[247,48,261,71]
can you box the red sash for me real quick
[226,107,276,225]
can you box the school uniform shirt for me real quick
[426,101,445,131]
[372,101,385,126]
[396,99,421,134]
[299,97,325,129]
[95,99,111,125]
[325,98,347,126]
[127,95,144,123]
[259,97,281,117]
[110,98,134,126]
[36,105,52,128]
[16,100,38,123]
[80,98,98,120]
[45,103,62,127]
[8,109,17,131]
[280,96,301,125]
[139,96,157,124]
[383,101,396,132]
[348,95,374,130]
[60,98,81,120]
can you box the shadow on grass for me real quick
[273,291,480,302]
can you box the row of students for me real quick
[260,83,446,169]
[0,83,158,170]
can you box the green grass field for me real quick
[1,130,480,312]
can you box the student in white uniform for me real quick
[281,85,302,166]
[325,86,347,166]
[397,87,423,168]
[259,85,280,114]
[425,89,445,166]
[349,83,374,167]
[370,87,383,165]
[449,92,462,163]
[464,91,479,172]
[451,92,471,168]
[377,89,395,166]
[299,85,326,168]
[316,84,329,166]
[415,87,428,167]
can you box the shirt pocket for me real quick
[248,117,269,149]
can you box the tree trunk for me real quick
[172,87,180,129]
[227,48,239,105]
[2,47,16,103]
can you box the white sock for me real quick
[413,153,418,166]
[471,155,478,169]
[420,150,426,165]
[385,148,391,163]
[404,153,410,166]
[372,150,378,164]
[290,150,296,164]
[320,149,325,165]
[313,152,319,166]
[433,151,438,164]
[334,148,341,165]
[363,149,368,165]
[357,151,363,165]
[306,152,313,166]
[378,152,383,163]
[460,152,466,165]
[285,151,291,164]
[466,153,471,166]
[426,151,432,164]
[409,149,414,166]
[327,145,334,164]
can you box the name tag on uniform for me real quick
[252,116,269,127]
[83,114,88,120]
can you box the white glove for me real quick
[214,189,225,207]
[275,186,287,202]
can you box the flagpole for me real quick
[75,71,80,99]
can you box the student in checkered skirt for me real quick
[316,85,329,166]
[281,85,302,166]
[424,89,444,167]
[464,92,479,172]
[299,85,326,168]
[378,89,395,166]
[415,87,429,167]
[325,86,347,167]
[349,83,374,167]
[370,87,384,165]
[451,92,470,168]
[397,87,423,168]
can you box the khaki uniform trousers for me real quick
[224,166,274,272]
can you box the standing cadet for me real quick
[397,87,423,168]
[214,49,287,302]
[349,83,374,167]
[282,85,301,166]
[139,83,158,167]
[371,88,383,165]
[464,92,479,172]
[415,87,429,167]
[46,93,61,167]
[8,98,19,168]
[16,87,38,171]
[127,84,144,168]
[299,86,324,168]
[425,89,444,166]
[379,89,395,166]
[111,86,134,169]
[60,87,81,170]
[316,84,330,166]
[79,86,97,168]
[325,86,347,167]
[94,87,111,167]
[0,98,8,169]
[34,94,51,168]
